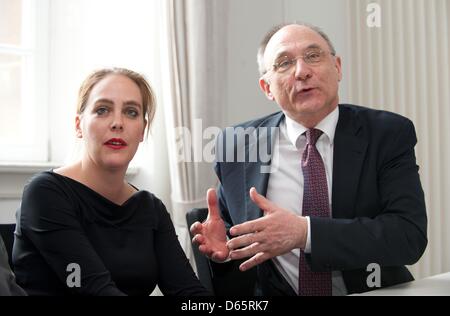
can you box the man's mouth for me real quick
[299,87,316,94]
[293,87,316,99]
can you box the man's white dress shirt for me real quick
[266,107,348,295]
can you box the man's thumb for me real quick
[206,188,221,219]
[249,187,273,214]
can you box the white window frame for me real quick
[0,0,49,163]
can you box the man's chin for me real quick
[292,102,325,115]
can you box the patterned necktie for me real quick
[298,128,332,296]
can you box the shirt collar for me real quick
[284,106,339,149]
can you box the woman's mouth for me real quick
[104,138,127,150]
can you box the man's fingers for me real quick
[206,188,221,220]
[198,246,228,262]
[190,221,203,235]
[239,252,268,271]
[192,234,205,245]
[229,241,262,260]
[230,217,264,236]
[211,251,229,262]
[249,187,274,214]
[227,233,259,250]
[198,244,213,257]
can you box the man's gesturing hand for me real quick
[190,188,230,262]
[227,187,308,271]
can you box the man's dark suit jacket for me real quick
[213,104,428,295]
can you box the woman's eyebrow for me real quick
[94,98,114,105]
[123,101,142,109]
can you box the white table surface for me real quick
[355,272,450,296]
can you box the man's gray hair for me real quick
[257,22,337,77]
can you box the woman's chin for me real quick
[102,159,131,171]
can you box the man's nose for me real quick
[294,58,312,81]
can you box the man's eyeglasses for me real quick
[271,48,334,74]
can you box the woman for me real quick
[13,68,210,296]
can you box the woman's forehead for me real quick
[88,75,142,101]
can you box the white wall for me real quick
[0,173,29,223]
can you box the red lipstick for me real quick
[104,138,127,150]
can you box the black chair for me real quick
[186,208,256,296]
[0,223,16,269]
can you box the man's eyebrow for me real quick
[305,44,322,51]
[273,50,291,61]
[273,44,323,61]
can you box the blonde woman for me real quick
[13,68,210,296]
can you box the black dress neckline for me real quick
[49,170,141,208]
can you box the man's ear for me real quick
[335,56,343,82]
[259,77,274,101]
[75,115,82,138]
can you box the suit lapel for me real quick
[332,105,368,218]
[244,112,284,220]
[241,107,367,220]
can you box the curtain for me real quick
[346,0,450,279]
[159,0,227,264]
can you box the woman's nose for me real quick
[110,114,124,131]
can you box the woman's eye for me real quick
[126,108,139,118]
[96,107,108,115]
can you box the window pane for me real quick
[0,53,23,142]
[0,0,22,46]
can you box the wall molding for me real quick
[0,162,59,174]
[0,193,22,199]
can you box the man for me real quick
[191,23,427,295]
[1,237,26,296]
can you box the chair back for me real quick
[186,208,214,293]
[0,224,16,269]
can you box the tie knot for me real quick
[305,129,323,145]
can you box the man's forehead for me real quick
[264,25,327,61]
